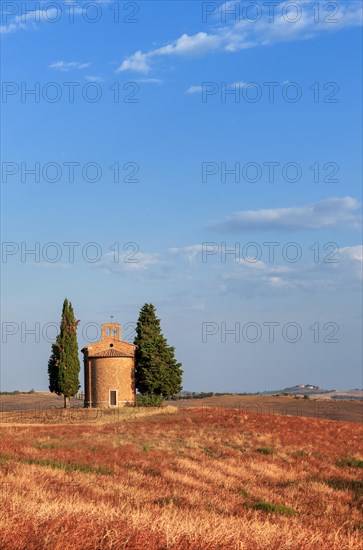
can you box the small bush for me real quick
[256,447,273,455]
[336,457,363,468]
[136,394,163,407]
[246,500,297,516]
[323,478,363,499]
[34,442,58,450]
[1,453,113,475]
[292,450,309,458]
[19,457,113,475]
[0,453,11,463]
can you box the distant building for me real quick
[82,323,136,408]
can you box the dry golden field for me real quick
[173,394,363,424]
[1,392,362,423]
[0,402,362,550]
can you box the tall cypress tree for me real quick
[48,299,80,408]
[134,303,183,398]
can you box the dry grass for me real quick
[2,392,362,424]
[0,407,362,549]
[172,394,363,424]
[0,404,178,426]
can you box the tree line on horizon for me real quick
[48,299,183,408]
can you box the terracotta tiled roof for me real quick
[89,348,134,358]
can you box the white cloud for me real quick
[185,85,203,94]
[1,6,83,35]
[338,245,363,281]
[186,81,248,94]
[233,81,248,87]
[236,258,267,269]
[117,1,362,73]
[85,75,104,82]
[235,259,292,273]
[340,245,363,263]
[0,2,117,35]
[135,78,163,84]
[97,239,362,294]
[118,32,224,74]
[267,276,292,288]
[99,250,192,284]
[219,241,363,296]
[155,32,222,57]
[211,197,361,232]
[102,251,159,272]
[169,245,204,262]
[49,61,91,72]
[118,33,224,73]
[1,8,56,34]
[117,51,151,74]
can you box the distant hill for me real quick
[2,387,362,401]
[259,385,363,400]
[259,385,331,396]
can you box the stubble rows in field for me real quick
[0,407,362,549]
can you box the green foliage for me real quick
[256,447,273,455]
[136,393,163,407]
[0,389,36,395]
[323,478,363,500]
[48,299,80,406]
[166,391,253,400]
[34,442,58,450]
[245,500,297,516]
[292,450,309,458]
[168,391,214,400]
[48,339,60,394]
[0,453,11,464]
[336,456,363,468]
[0,453,112,475]
[134,303,183,398]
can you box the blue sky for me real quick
[1,0,362,393]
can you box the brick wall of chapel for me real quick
[90,356,135,407]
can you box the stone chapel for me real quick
[82,323,136,408]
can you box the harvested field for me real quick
[1,393,362,424]
[172,395,363,424]
[0,405,362,549]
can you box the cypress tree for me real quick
[134,303,183,398]
[48,299,80,408]
[48,337,60,394]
